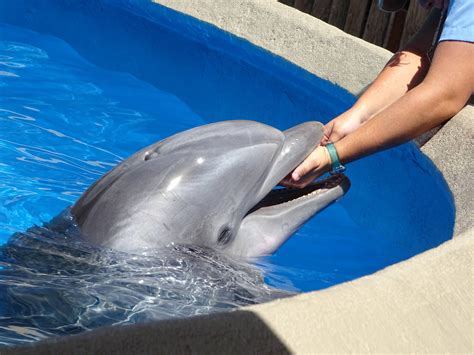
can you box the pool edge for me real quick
[5,0,472,353]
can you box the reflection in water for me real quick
[0,211,292,346]
[0,23,204,240]
[0,23,294,347]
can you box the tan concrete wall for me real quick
[7,1,473,353]
[152,0,392,96]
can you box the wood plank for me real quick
[385,9,407,51]
[362,2,393,47]
[311,0,333,22]
[284,0,425,52]
[328,0,350,30]
[399,0,430,47]
[344,0,371,37]
[294,0,314,13]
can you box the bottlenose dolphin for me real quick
[72,120,350,259]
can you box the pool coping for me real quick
[6,0,473,353]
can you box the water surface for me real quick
[0,2,454,346]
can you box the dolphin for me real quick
[71,120,350,259]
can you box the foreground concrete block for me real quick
[5,1,473,353]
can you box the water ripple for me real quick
[0,23,203,242]
[0,23,282,347]
[0,211,293,347]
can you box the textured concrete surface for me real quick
[6,0,473,353]
[149,0,392,96]
[421,105,474,235]
[8,233,472,354]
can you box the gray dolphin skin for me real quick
[72,120,350,259]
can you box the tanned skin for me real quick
[283,6,473,188]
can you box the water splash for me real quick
[0,211,293,347]
[1,24,284,347]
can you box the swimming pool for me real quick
[0,0,454,346]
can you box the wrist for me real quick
[325,143,346,174]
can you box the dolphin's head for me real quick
[72,121,350,259]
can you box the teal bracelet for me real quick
[325,143,346,174]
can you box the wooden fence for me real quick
[279,0,430,52]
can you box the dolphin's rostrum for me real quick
[72,121,350,258]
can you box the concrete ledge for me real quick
[421,105,474,235]
[7,232,473,354]
[150,0,392,96]
[6,0,473,353]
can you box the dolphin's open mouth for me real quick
[247,174,348,215]
[236,172,350,258]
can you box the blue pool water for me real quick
[0,0,454,346]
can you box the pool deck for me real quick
[8,0,473,353]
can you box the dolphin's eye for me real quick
[217,227,233,246]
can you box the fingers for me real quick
[279,132,334,189]
[291,145,331,186]
[322,122,334,145]
[281,173,318,188]
[322,119,347,145]
[279,151,321,188]
[291,150,320,182]
[326,130,345,144]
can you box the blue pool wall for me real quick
[0,0,454,258]
[0,0,354,127]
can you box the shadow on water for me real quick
[0,211,293,347]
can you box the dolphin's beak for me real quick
[235,174,350,258]
[255,122,324,198]
[232,121,350,258]
[248,174,350,216]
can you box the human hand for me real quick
[281,113,359,188]
[321,107,367,146]
[280,145,332,188]
[321,116,360,146]
[281,109,362,188]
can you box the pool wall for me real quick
[4,0,473,353]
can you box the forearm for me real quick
[321,50,430,144]
[353,51,429,122]
[336,40,474,164]
[335,82,466,164]
[286,30,472,189]
[350,9,442,123]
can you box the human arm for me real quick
[335,40,473,162]
[287,39,474,187]
[322,9,444,145]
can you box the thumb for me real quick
[292,153,319,181]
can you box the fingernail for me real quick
[292,172,300,181]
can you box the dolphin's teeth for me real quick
[247,174,346,215]
[276,187,328,205]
